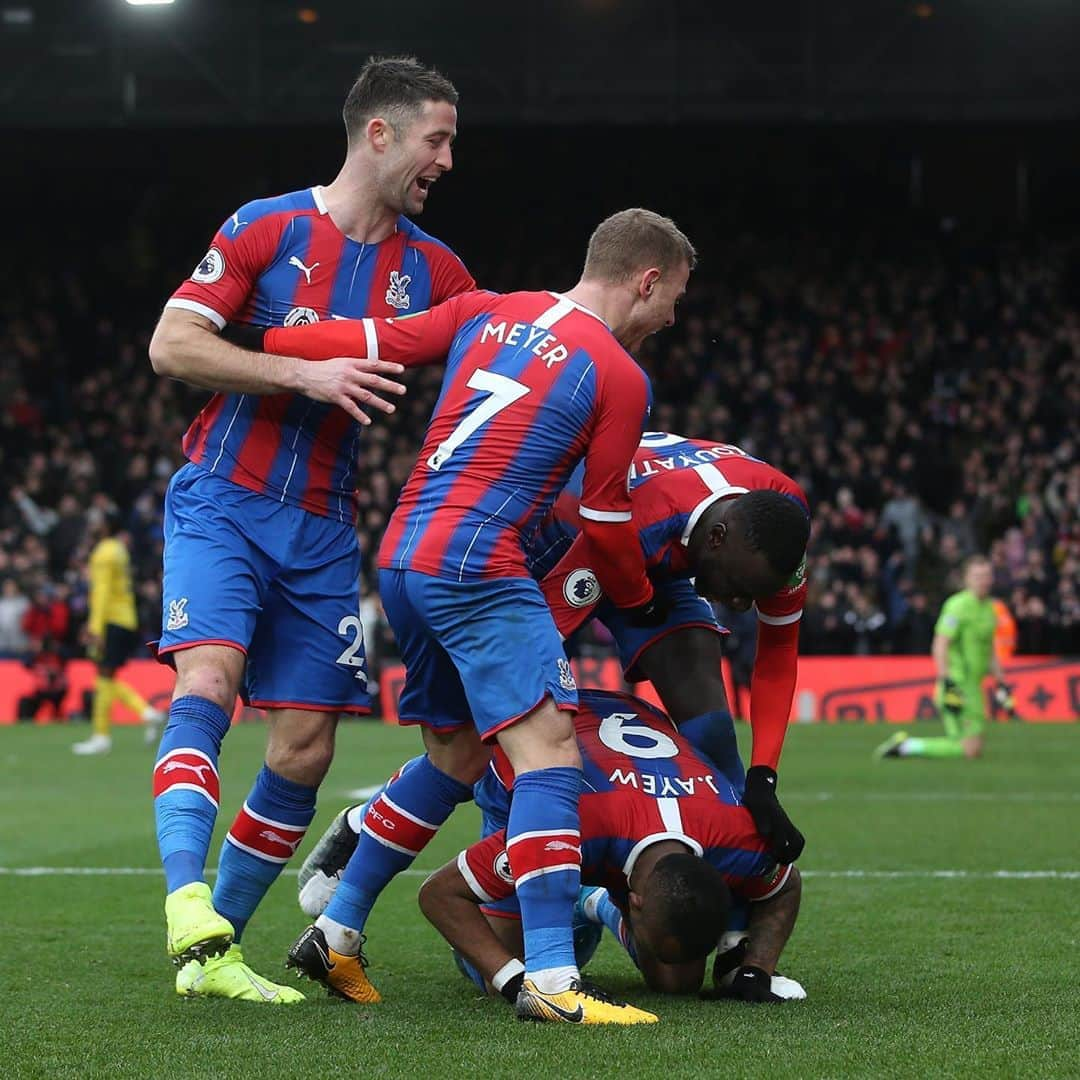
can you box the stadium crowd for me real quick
[1,230,1077,672]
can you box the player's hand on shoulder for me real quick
[742,765,806,863]
[296,356,407,426]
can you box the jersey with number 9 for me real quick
[473,688,788,907]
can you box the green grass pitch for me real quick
[3,718,1079,1079]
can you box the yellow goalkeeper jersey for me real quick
[88,536,138,635]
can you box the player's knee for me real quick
[172,646,243,711]
[494,698,580,775]
[266,713,337,784]
[424,729,490,786]
[173,667,236,712]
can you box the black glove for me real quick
[712,936,748,987]
[939,677,964,717]
[726,965,784,1003]
[742,765,805,863]
[220,322,268,351]
[622,588,670,629]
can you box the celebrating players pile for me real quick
[146,55,811,1024]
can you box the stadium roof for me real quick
[3,0,1080,127]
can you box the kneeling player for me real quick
[295,435,810,984]
[419,688,804,1014]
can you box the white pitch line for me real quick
[2,867,1079,880]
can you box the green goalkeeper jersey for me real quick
[934,589,997,683]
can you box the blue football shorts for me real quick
[379,568,578,741]
[600,576,726,682]
[157,462,370,713]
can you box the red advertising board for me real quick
[2,655,1076,725]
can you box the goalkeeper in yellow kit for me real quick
[876,556,1015,761]
[73,516,165,755]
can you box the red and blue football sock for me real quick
[319,755,471,944]
[152,695,232,894]
[212,765,316,942]
[506,766,583,994]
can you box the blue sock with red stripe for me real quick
[153,695,232,894]
[506,766,583,994]
[323,754,472,934]
[679,709,745,791]
[212,765,316,942]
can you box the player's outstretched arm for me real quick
[747,620,800,771]
[149,307,406,427]
[262,290,496,367]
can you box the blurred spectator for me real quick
[17,636,69,722]
[0,577,30,657]
[21,584,71,653]
[0,219,1077,664]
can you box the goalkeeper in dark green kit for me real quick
[876,556,1015,761]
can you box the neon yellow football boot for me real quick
[164,882,234,963]
[176,944,305,1004]
[515,978,658,1025]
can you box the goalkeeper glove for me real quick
[622,588,671,629]
[742,765,805,863]
[993,680,1017,719]
[939,677,964,717]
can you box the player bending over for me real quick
[261,208,694,1023]
[876,555,1015,761]
[294,434,810,990]
[536,432,811,859]
[419,689,804,1019]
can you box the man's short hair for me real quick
[343,55,458,143]
[648,852,731,960]
[728,490,810,579]
[582,209,697,283]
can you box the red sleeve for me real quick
[168,210,283,328]
[458,830,514,904]
[748,561,807,769]
[539,532,603,638]
[748,620,800,769]
[424,243,477,304]
[263,290,496,366]
[578,361,653,609]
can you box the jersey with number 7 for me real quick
[264,289,655,608]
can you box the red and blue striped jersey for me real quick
[534,432,810,627]
[467,689,788,907]
[531,432,811,771]
[166,186,474,520]
[361,291,654,596]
